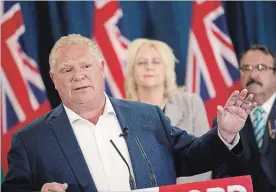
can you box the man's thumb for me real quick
[63,183,68,190]
[217,105,224,116]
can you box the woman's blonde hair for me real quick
[125,38,183,101]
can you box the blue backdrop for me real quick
[19,1,276,108]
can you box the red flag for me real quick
[186,1,240,126]
[1,2,50,173]
[93,0,129,99]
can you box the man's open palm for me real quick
[217,89,257,136]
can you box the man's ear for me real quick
[50,72,57,89]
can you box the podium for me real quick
[134,176,253,192]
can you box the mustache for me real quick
[246,78,262,87]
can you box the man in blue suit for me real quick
[213,45,276,192]
[2,34,257,192]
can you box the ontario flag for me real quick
[185,0,241,126]
[93,0,129,99]
[1,1,51,179]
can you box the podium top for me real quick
[133,176,253,192]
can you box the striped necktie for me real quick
[253,107,265,150]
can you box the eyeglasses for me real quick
[239,64,276,73]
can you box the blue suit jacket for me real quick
[2,98,243,192]
[213,98,276,192]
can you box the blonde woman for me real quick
[124,38,211,184]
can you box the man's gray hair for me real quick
[49,34,104,72]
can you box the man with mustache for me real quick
[214,44,276,192]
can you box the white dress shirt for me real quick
[250,93,276,124]
[63,94,241,190]
[64,95,134,191]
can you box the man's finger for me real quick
[63,183,68,190]
[225,90,240,107]
[252,102,257,109]
[234,89,248,107]
[47,183,66,192]
[245,108,252,115]
[217,105,226,124]
[217,105,225,125]
[240,94,254,109]
[245,102,257,115]
[217,105,225,115]
[48,186,66,192]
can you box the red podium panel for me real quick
[134,176,253,192]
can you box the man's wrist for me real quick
[218,128,236,144]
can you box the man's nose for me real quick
[248,68,259,79]
[73,69,85,81]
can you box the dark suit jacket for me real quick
[2,98,244,192]
[213,98,276,192]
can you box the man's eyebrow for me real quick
[59,64,72,68]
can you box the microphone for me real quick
[110,140,136,190]
[135,136,157,187]
[119,128,129,137]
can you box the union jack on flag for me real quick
[1,1,50,174]
[93,0,129,99]
[185,0,241,126]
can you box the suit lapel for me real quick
[267,98,276,133]
[244,98,276,154]
[110,98,152,189]
[49,104,97,192]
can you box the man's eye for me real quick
[84,64,92,68]
[240,66,250,71]
[258,65,267,71]
[61,68,71,73]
